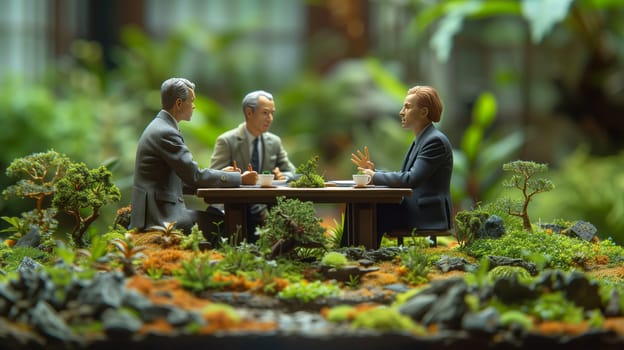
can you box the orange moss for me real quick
[535,321,589,336]
[141,249,189,275]
[139,317,175,335]
[211,272,262,292]
[126,275,212,310]
[603,317,624,334]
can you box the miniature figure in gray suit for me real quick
[130,78,258,240]
[210,90,296,242]
[349,85,453,246]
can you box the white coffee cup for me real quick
[258,173,275,187]
[352,174,371,187]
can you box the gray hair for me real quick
[242,90,273,114]
[161,78,196,110]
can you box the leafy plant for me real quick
[110,237,146,277]
[289,156,325,188]
[498,161,555,232]
[52,162,121,246]
[454,209,490,247]
[451,92,524,209]
[398,242,431,285]
[258,196,327,259]
[175,254,230,293]
[346,274,361,289]
[180,224,205,251]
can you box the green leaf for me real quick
[522,0,574,43]
[472,91,497,127]
[365,58,407,101]
[461,125,483,163]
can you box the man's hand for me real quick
[241,165,258,185]
[351,146,375,170]
[272,167,286,180]
[223,160,241,173]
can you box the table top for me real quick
[196,185,412,204]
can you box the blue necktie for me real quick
[251,137,259,172]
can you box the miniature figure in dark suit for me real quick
[348,85,453,246]
[130,78,257,239]
[210,90,295,242]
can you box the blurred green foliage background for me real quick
[1,0,623,243]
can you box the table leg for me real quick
[223,203,247,244]
[351,203,377,249]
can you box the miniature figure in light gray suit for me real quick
[130,78,258,239]
[210,90,295,242]
[350,85,453,246]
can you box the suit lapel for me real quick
[403,124,435,171]
[234,124,251,167]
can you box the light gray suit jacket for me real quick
[373,124,453,232]
[130,111,241,231]
[210,123,295,179]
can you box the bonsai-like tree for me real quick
[2,150,70,235]
[258,196,327,258]
[52,162,121,246]
[289,155,325,188]
[499,160,554,232]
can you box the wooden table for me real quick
[196,185,412,249]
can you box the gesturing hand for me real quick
[351,146,375,170]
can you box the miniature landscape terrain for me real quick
[2,152,624,349]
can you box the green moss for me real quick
[320,252,348,268]
[499,310,534,330]
[277,280,341,302]
[487,266,533,284]
[462,228,624,270]
[351,306,418,332]
[202,303,241,324]
[325,305,355,323]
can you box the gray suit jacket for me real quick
[373,124,453,232]
[130,111,241,231]
[210,123,295,179]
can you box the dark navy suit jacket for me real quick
[373,123,453,234]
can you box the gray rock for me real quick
[487,256,538,276]
[422,282,469,329]
[563,271,602,310]
[76,272,125,312]
[398,293,437,321]
[479,215,505,239]
[462,307,500,334]
[14,226,41,248]
[101,308,143,334]
[30,300,75,342]
[569,221,597,241]
[435,255,477,273]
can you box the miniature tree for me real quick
[258,196,327,258]
[2,150,70,235]
[499,160,554,232]
[289,155,325,188]
[52,162,121,246]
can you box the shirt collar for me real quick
[244,125,261,142]
[162,110,179,128]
